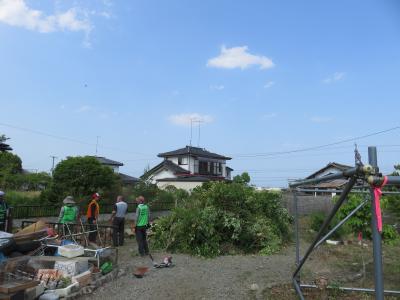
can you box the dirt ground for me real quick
[81,238,295,300]
[80,234,399,300]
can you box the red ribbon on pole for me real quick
[372,176,388,233]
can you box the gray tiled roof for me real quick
[119,173,140,183]
[91,156,124,166]
[158,146,231,160]
[141,160,189,178]
[306,162,352,179]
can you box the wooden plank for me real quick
[0,280,39,294]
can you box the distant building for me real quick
[142,146,233,191]
[301,162,352,196]
[91,156,140,185]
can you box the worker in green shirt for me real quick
[135,196,150,256]
[58,196,79,224]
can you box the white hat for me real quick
[0,191,4,197]
[63,196,75,204]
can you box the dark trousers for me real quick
[113,217,125,246]
[135,226,149,256]
[88,218,97,242]
[0,221,5,232]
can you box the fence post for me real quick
[368,146,384,300]
[293,192,300,269]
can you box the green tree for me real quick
[42,156,120,203]
[233,172,251,184]
[0,151,22,174]
[0,151,23,188]
[385,164,400,219]
[0,134,12,152]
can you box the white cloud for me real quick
[0,0,92,45]
[168,113,214,126]
[264,81,275,89]
[323,72,345,84]
[310,116,333,123]
[207,46,274,70]
[261,113,277,120]
[210,85,225,91]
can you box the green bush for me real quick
[309,212,349,240]
[4,190,41,205]
[152,178,292,257]
[336,194,399,242]
[125,181,189,208]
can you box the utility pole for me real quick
[50,155,58,174]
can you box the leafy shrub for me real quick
[381,224,400,245]
[3,190,41,205]
[152,178,292,257]
[124,181,189,209]
[336,194,399,242]
[309,212,349,240]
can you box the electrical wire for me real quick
[229,126,400,158]
[0,121,154,157]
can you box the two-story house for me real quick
[142,146,233,190]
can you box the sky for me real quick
[1,0,400,187]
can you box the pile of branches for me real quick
[152,180,292,257]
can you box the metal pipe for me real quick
[293,192,300,268]
[293,176,357,279]
[300,284,400,295]
[368,146,384,300]
[293,278,305,300]
[289,167,357,188]
[295,188,400,195]
[289,165,373,188]
[368,175,400,186]
[314,197,368,249]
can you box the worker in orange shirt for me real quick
[87,192,100,242]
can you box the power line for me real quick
[1,121,399,162]
[230,126,400,158]
[0,121,152,157]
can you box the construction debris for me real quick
[0,220,120,299]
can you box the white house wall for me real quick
[149,169,176,184]
[167,157,191,172]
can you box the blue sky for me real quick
[1,0,400,187]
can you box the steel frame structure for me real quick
[289,146,400,300]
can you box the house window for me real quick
[178,156,188,165]
[219,163,223,174]
[213,163,219,175]
[199,161,208,175]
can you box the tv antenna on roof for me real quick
[196,120,204,147]
[189,118,204,147]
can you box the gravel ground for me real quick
[81,239,296,300]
